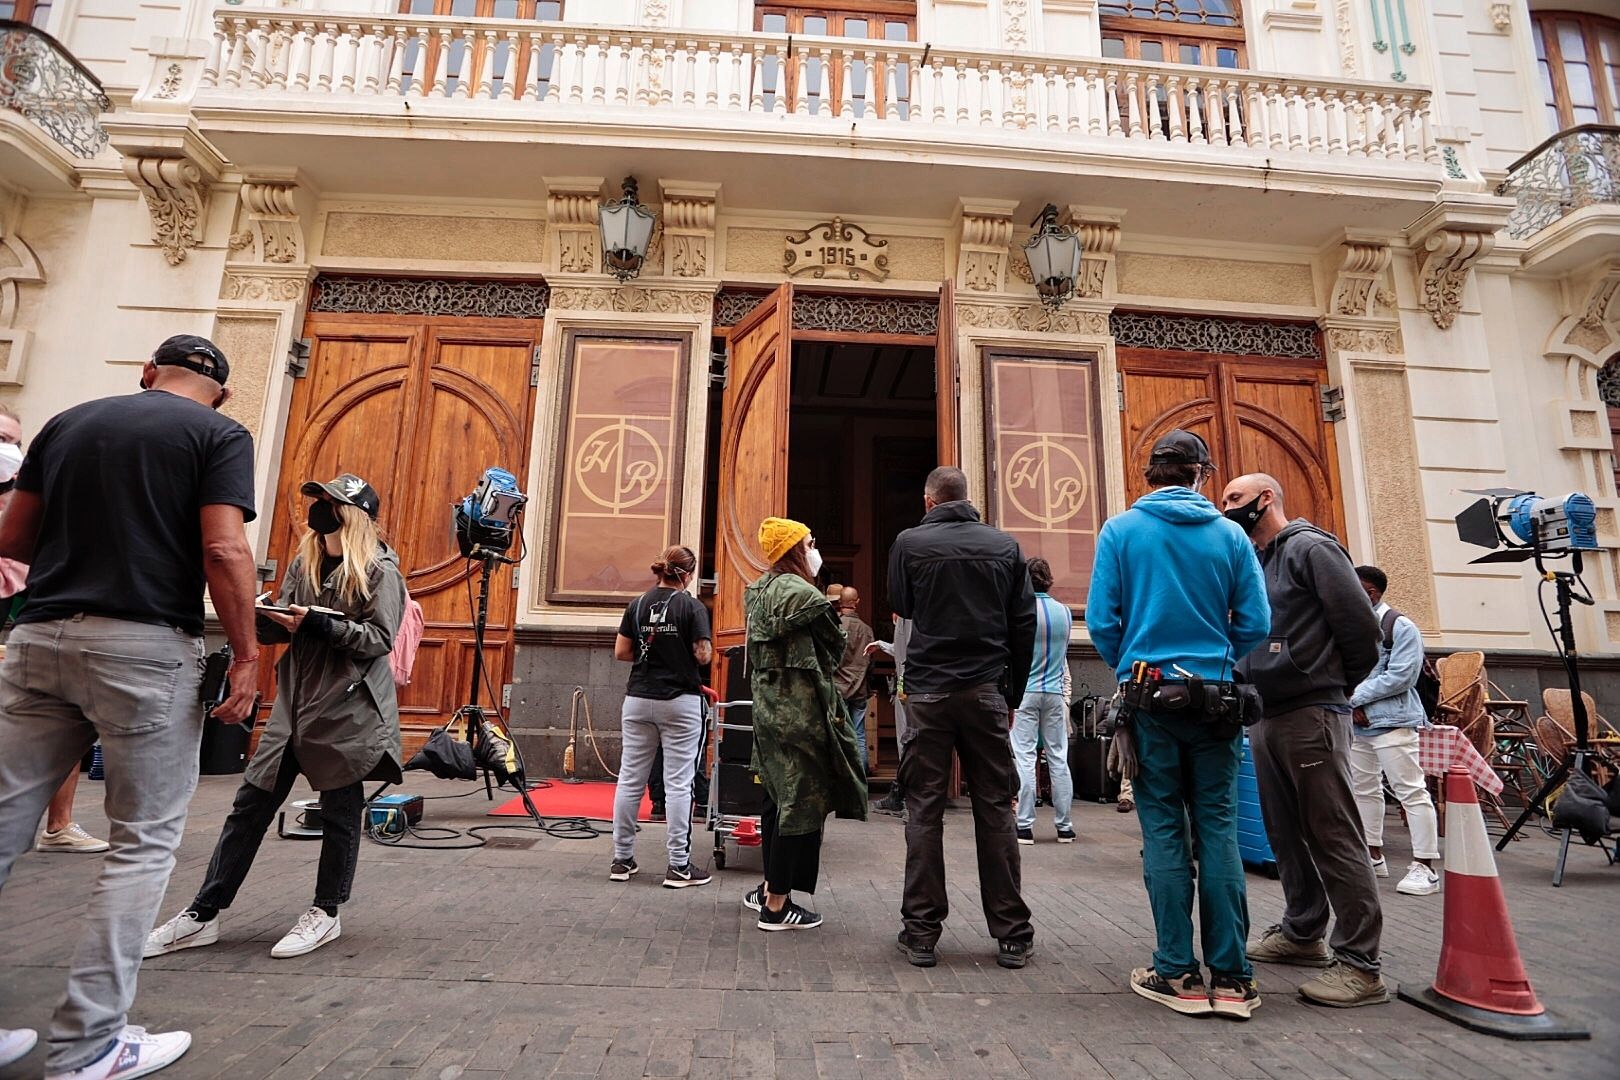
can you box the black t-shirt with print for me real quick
[15,390,256,637]
[618,586,711,700]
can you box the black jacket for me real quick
[1237,518,1381,715]
[888,500,1037,706]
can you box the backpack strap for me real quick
[1379,607,1403,650]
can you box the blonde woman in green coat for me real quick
[743,517,867,931]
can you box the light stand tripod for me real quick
[1494,549,1602,885]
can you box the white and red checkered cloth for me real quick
[1418,724,1504,796]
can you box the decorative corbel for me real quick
[657,180,719,279]
[955,198,1019,293]
[544,176,605,276]
[1331,235,1393,316]
[1406,199,1510,330]
[108,119,226,267]
[1065,205,1122,300]
[229,172,309,265]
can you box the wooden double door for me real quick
[261,314,541,756]
[1119,347,1343,535]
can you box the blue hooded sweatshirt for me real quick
[1085,487,1270,682]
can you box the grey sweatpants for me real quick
[0,616,205,1073]
[1250,703,1383,973]
[612,693,705,866]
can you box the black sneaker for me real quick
[896,933,937,968]
[1130,967,1213,1016]
[649,804,666,822]
[876,790,905,813]
[609,857,639,882]
[662,862,713,888]
[1016,828,1034,845]
[742,884,766,912]
[997,939,1033,969]
[1210,973,1262,1020]
[757,900,823,931]
[1056,827,1076,844]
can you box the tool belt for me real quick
[1114,666,1263,735]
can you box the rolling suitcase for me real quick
[1069,694,1119,803]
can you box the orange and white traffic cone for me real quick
[1397,767,1589,1040]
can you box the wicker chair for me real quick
[1433,652,1508,829]
[1540,689,1619,787]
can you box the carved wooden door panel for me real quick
[1224,360,1344,538]
[712,285,793,683]
[1119,351,1224,505]
[936,279,959,467]
[1119,347,1342,536]
[261,314,539,759]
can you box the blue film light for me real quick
[1504,492,1598,550]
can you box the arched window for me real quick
[1532,11,1620,130]
[1099,0,1246,69]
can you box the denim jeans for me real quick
[1132,710,1251,980]
[612,693,704,866]
[0,616,204,1073]
[193,747,364,911]
[1011,692,1072,831]
[846,697,868,775]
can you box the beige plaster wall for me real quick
[211,315,279,440]
[321,211,546,264]
[1116,253,1316,308]
[724,226,946,282]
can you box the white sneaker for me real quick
[45,1025,190,1079]
[143,911,218,958]
[1369,855,1388,878]
[1396,861,1441,896]
[270,908,340,958]
[0,1028,37,1068]
[37,823,110,854]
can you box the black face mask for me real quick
[308,501,343,536]
[1224,493,1266,536]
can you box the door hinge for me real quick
[1116,372,1126,412]
[256,559,277,582]
[709,348,729,389]
[530,346,543,388]
[501,683,512,709]
[286,338,311,378]
[1320,385,1346,424]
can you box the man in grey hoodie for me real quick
[1220,473,1387,1009]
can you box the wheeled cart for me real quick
[705,697,765,870]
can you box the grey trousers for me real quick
[0,616,204,1072]
[1249,704,1383,973]
[612,693,705,866]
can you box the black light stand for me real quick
[1494,549,1600,886]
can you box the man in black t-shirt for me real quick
[0,335,260,1079]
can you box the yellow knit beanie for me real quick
[758,517,810,563]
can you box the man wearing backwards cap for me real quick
[1085,429,1270,1020]
[0,334,259,1079]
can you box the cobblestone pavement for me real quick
[1,773,1613,1079]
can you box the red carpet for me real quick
[488,779,651,822]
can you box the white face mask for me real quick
[0,442,22,484]
[806,543,823,577]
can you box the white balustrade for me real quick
[194,10,1435,164]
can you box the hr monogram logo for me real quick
[1006,437,1089,527]
[574,420,665,512]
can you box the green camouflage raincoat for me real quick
[744,571,868,835]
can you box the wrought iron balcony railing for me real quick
[1498,124,1620,240]
[193,10,1439,167]
[0,19,109,159]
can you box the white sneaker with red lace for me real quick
[44,1026,190,1080]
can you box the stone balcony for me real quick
[128,7,1450,246]
[0,19,110,192]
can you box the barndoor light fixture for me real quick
[599,175,657,282]
[1022,203,1083,309]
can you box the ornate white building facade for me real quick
[0,0,1616,769]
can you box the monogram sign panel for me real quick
[551,334,688,603]
[986,352,1105,609]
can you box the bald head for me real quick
[1220,473,1288,545]
[142,359,230,410]
[839,586,861,612]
